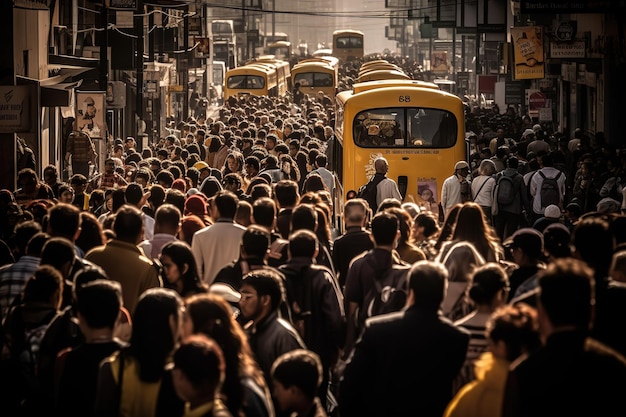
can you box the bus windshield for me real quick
[353,107,457,148]
[335,36,363,48]
[227,75,266,89]
[294,72,333,87]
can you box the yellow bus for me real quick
[291,57,339,98]
[267,41,292,61]
[251,56,292,96]
[332,29,364,61]
[333,82,467,216]
[224,64,277,99]
[351,79,439,93]
[357,69,411,83]
[358,60,400,74]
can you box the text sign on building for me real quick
[550,41,585,59]
[107,0,137,10]
[505,81,523,105]
[0,86,30,133]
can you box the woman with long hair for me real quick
[94,288,185,417]
[442,202,503,263]
[184,293,274,417]
[75,211,106,254]
[160,241,209,298]
[434,203,462,252]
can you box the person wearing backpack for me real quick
[343,212,409,359]
[356,157,402,213]
[278,230,344,409]
[529,153,566,223]
[492,157,530,241]
[339,261,470,417]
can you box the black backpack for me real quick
[356,174,386,212]
[279,264,323,345]
[538,171,562,208]
[496,172,517,206]
[363,264,410,322]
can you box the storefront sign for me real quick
[0,86,30,133]
[511,26,545,80]
[505,81,523,105]
[551,41,585,59]
[554,21,577,41]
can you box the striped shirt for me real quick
[0,255,40,317]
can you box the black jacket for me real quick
[339,306,470,417]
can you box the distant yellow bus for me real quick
[333,82,467,214]
[268,41,292,61]
[332,29,364,61]
[357,69,411,83]
[224,64,277,99]
[291,57,339,98]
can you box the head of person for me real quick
[241,224,270,259]
[408,260,448,312]
[343,198,368,227]
[70,174,88,194]
[17,168,39,195]
[371,211,400,248]
[454,160,469,177]
[172,335,226,404]
[13,220,42,256]
[130,288,183,382]
[487,304,540,362]
[74,279,122,332]
[22,265,64,309]
[112,205,144,244]
[46,203,81,241]
[40,237,76,279]
[160,240,204,295]
[179,215,205,246]
[154,204,182,236]
[571,216,614,280]
[466,263,510,308]
[212,190,239,220]
[504,228,544,264]
[478,159,496,176]
[413,212,439,241]
[288,229,318,261]
[252,197,277,230]
[239,269,285,322]
[536,258,594,337]
[374,157,389,175]
[290,204,317,233]
[274,180,300,208]
[271,349,323,412]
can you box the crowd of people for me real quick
[0,56,625,417]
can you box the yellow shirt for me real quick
[183,399,228,417]
[109,353,161,417]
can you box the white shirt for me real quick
[529,167,567,215]
[376,178,403,207]
[191,220,246,285]
[471,175,495,207]
[441,174,470,218]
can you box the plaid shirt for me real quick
[0,255,40,318]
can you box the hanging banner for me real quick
[511,26,545,80]
[0,86,31,133]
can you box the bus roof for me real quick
[332,29,364,36]
[268,41,291,48]
[357,69,410,83]
[312,49,333,57]
[226,65,273,76]
[351,79,440,94]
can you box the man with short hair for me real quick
[529,152,566,221]
[502,259,626,417]
[332,199,374,289]
[124,183,155,240]
[138,204,181,260]
[340,261,470,417]
[343,212,408,355]
[279,229,344,406]
[308,154,334,194]
[441,160,472,219]
[239,269,305,386]
[55,279,125,416]
[192,191,247,285]
[373,157,402,209]
[85,205,161,315]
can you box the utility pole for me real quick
[99,0,108,92]
[183,5,189,119]
[135,0,144,139]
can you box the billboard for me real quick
[511,26,545,80]
[75,92,106,139]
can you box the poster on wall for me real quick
[511,26,545,80]
[431,51,449,74]
[75,91,106,139]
